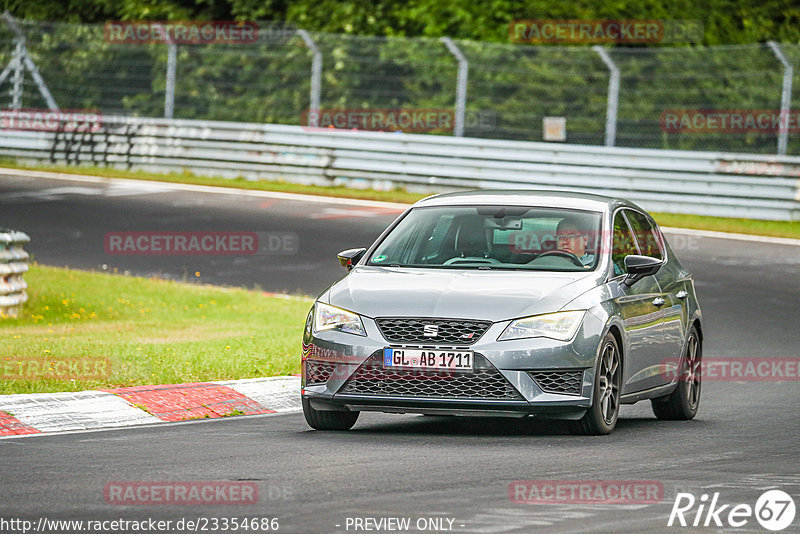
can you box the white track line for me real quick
[0,167,409,209]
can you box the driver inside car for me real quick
[555,217,595,268]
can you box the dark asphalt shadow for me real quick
[290,413,709,439]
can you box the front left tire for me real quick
[570,332,621,435]
[302,397,359,430]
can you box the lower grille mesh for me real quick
[339,352,522,400]
[529,370,584,396]
[305,359,337,385]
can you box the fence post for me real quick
[767,41,793,156]
[10,40,23,109]
[593,46,619,147]
[440,37,468,137]
[2,12,59,110]
[297,30,321,126]
[164,43,177,119]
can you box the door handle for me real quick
[652,297,666,307]
[676,290,688,300]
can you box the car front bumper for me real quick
[301,312,606,419]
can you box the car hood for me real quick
[325,266,601,322]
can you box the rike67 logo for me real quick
[668,490,796,531]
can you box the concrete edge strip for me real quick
[2,167,797,244]
[216,376,302,413]
[102,382,276,421]
[0,167,410,209]
[261,291,314,302]
[0,376,302,438]
[0,390,161,434]
[0,410,40,435]
[0,409,300,441]
[661,226,800,246]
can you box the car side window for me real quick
[625,210,663,260]
[612,211,638,276]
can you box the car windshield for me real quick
[367,205,602,271]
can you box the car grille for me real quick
[339,352,523,400]
[305,359,337,385]
[529,370,584,396]
[375,318,491,345]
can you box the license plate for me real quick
[383,348,473,371]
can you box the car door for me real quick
[609,209,668,394]
[627,211,688,373]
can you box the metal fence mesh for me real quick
[174,37,312,123]
[457,41,608,143]
[610,45,785,153]
[313,33,457,111]
[2,19,800,155]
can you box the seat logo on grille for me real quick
[423,324,439,337]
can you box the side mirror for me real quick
[621,255,663,287]
[337,248,367,270]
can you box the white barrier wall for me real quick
[1,116,799,220]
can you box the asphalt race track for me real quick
[1,172,799,533]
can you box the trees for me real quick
[6,0,800,45]
[4,1,799,153]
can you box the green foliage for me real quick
[5,0,800,44]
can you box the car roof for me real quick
[413,189,639,213]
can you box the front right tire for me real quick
[302,397,359,430]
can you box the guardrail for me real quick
[0,229,29,318]
[1,115,799,220]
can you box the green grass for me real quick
[649,212,800,240]
[0,264,311,395]
[2,160,799,238]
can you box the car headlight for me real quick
[498,310,586,342]
[313,302,367,336]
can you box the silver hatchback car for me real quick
[301,190,703,434]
